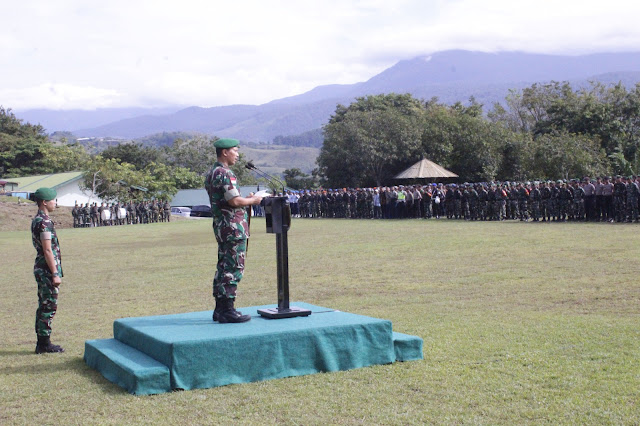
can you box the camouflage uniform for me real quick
[204,161,249,300]
[517,185,529,221]
[72,204,80,228]
[163,201,171,222]
[529,183,541,221]
[31,210,63,338]
[626,178,639,222]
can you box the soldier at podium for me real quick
[204,138,264,323]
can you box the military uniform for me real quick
[204,163,249,301]
[31,188,64,353]
[204,138,260,324]
[72,204,80,228]
[163,201,171,222]
[625,177,639,222]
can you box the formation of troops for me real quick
[286,175,640,223]
[71,200,172,227]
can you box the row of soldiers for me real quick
[72,200,172,228]
[291,175,640,223]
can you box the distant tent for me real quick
[393,157,458,180]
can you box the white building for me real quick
[8,171,104,206]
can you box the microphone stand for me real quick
[245,162,286,195]
[245,161,310,319]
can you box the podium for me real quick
[257,196,311,319]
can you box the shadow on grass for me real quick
[0,354,129,394]
[0,349,34,357]
[0,356,86,375]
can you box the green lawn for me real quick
[1,218,638,424]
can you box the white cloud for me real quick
[1,0,640,110]
[0,84,124,110]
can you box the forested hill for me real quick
[15,50,640,142]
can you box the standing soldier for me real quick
[540,181,552,222]
[163,200,171,222]
[204,138,264,323]
[143,201,150,224]
[486,184,496,220]
[404,187,414,219]
[110,203,118,226]
[127,201,135,224]
[601,176,614,222]
[557,181,573,222]
[90,203,99,227]
[594,177,603,221]
[453,184,463,219]
[72,203,80,228]
[583,177,596,221]
[373,189,382,219]
[422,185,433,219]
[468,184,479,220]
[498,183,508,220]
[81,203,90,227]
[625,176,639,222]
[517,182,529,221]
[151,200,160,223]
[31,188,64,354]
[550,181,560,221]
[476,184,487,220]
[508,183,518,220]
[613,176,627,222]
[136,201,144,224]
[529,182,541,222]
[572,180,586,221]
[98,203,105,226]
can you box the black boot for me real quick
[217,298,251,323]
[35,335,64,354]
[212,297,223,322]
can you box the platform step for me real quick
[84,338,171,395]
[392,332,424,361]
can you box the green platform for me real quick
[84,303,423,395]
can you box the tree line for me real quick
[317,81,640,188]
[3,79,640,197]
[0,107,254,202]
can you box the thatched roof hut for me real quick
[393,158,458,181]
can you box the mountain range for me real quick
[15,50,640,143]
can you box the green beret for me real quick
[34,187,57,201]
[214,138,239,149]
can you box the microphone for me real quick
[245,160,286,194]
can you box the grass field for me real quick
[1,218,639,424]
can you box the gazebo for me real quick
[393,157,458,183]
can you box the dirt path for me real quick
[0,198,74,232]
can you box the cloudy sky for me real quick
[2,0,640,110]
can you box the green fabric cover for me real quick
[113,303,396,390]
[392,332,424,361]
[84,303,423,394]
[84,338,171,395]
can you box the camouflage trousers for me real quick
[213,239,247,300]
[35,269,59,337]
[530,201,540,220]
[627,196,639,221]
[518,200,528,220]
